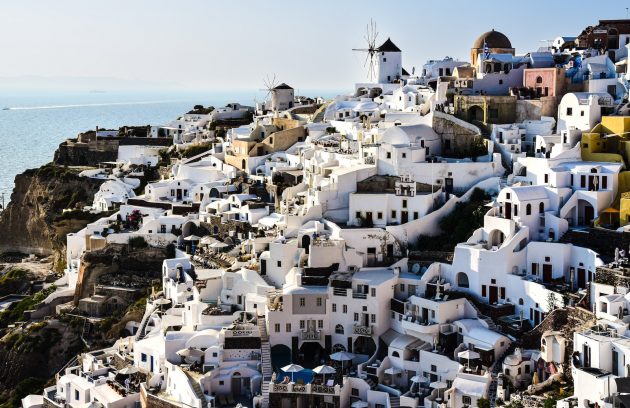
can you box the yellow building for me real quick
[581,116,630,226]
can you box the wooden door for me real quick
[543,264,552,283]
[489,286,498,304]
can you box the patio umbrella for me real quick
[457,349,480,369]
[330,351,355,373]
[153,297,171,305]
[430,380,448,400]
[200,236,217,245]
[281,363,304,383]
[184,235,202,241]
[210,241,229,249]
[351,401,368,408]
[410,375,423,383]
[177,347,204,362]
[313,365,336,383]
[384,367,402,387]
[118,366,139,375]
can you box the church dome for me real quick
[472,29,512,49]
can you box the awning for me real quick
[601,207,620,213]
[380,329,401,346]
[452,377,487,397]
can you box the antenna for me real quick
[352,19,379,81]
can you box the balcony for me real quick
[353,324,373,336]
[352,292,367,299]
[300,330,321,341]
[270,381,340,395]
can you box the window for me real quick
[332,303,337,312]
[402,199,407,208]
[371,288,376,297]
[75,390,80,401]
[602,176,608,189]
[580,110,585,117]
[581,175,586,188]
[536,76,543,84]
[544,174,549,183]
[316,297,322,307]
[514,205,518,216]
[414,212,419,220]
[391,210,397,218]
[566,107,573,116]
[343,305,348,313]
[277,261,282,267]
[383,57,387,62]
[356,211,361,219]
[377,212,383,219]
[275,323,280,332]
[299,320,305,329]
[400,284,405,292]
[141,353,147,362]
[286,323,291,332]
[526,203,531,215]
[539,202,545,213]
[299,297,305,307]
[352,388,359,397]
[318,320,324,329]
[371,314,376,323]
[532,263,539,275]
[386,152,391,159]
[431,364,437,372]
[482,285,487,297]
[463,396,472,405]
[354,312,359,322]
[500,287,506,299]
[525,365,530,373]
[335,324,344,334]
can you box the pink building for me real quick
[523,67,566,98]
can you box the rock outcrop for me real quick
[0,164,103,269]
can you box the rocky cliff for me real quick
[0,164,104,269]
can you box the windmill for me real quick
[353,19,379,81]
[260,74,279,102]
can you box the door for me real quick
[261,259,267,275]
[176,189,182,200]
[534,310,540,326]
[584,205,594,225]
[232,377,242,395]
[489,286,498,304]
[150,355,154,372]
[542,264,552,283]
[401,211,408,224]
[505,203,512,220]
[386,244,393,259]
[577,268,586,289]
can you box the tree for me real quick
[546,292,558,313]
[477,398,491,408]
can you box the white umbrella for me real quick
[410,375,425,383]
[184,235,202,241]
[458,350,480,369]
[210,241,229,249]
[200,236,217,245]
[281,363,304,383]
[351,401,368,408]
[313,365,336,383]
[118,366,139,375]
[430,380,448,400]
[384,367,402,375]
[153,297,171,305]
[177,347,204,361]
[330,351,355,374]
[329,351,355,361]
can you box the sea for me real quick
[0,89,339,207]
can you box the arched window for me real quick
[332,344,346,353]
[335,324,344,334]
[392,351,400,358]
[457,272,470,288]
[536,76,543,84]
[526,203,532,215]
[539,202,545,213]
[519,298,524,305]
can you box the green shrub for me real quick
[128,236,148,249]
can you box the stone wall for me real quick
[515,97,558,122]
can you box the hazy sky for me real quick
[0,0,628,92]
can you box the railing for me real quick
[333,288,347,297]
[270,382,339,395]
[352,292,367,299]
[353,324,373,336]
[300,330,321,341]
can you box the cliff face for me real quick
[0,165,103,268]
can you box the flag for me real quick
[483,41,490,60]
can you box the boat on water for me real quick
[2,107,9,110]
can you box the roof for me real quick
[452,377,488,397]
[473,29,512,49]
[378,38,401,52]
[273,83,294,90]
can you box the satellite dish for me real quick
[411,263,421,274]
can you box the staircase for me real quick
[183,370,206,401]
[365,377,378,390]
[389,396,401,408]
[465,296,498,332]
[258,316,272,408]
[136,304,157,341]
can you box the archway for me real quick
[457,272,470,288]
[271,344,292,372]
[353,336,376,358]
[241,159,246,170]
[299,341,327,369]
[468,105,484,122]
[578,200,595,226]
[301,234,311,254]
[488,229,505,249]
[332,343,346,353]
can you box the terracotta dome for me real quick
[472,29,512,49]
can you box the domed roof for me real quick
[472,29,512,49]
